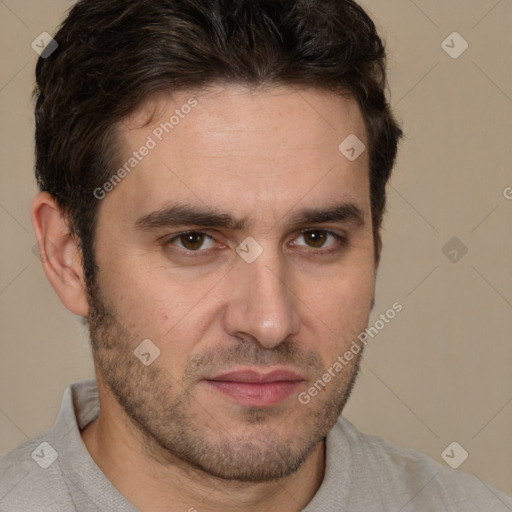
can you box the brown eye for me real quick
[173,232,214,251]
[303,230,328,248]
[292,230,346,253]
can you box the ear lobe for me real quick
[31,191,89,316]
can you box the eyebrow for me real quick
[133,201,365,232]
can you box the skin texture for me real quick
[31,84,378,512]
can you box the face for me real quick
[87,84,376,482]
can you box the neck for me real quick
[81,383,325,512]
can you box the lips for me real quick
[210,369,304,383]
[205,368,305,407]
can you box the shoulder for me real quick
[0,379,99,512]
[0,430,74,512]
[330,416,512,511]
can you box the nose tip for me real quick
[252,310,295,350]
[223,260,300,350]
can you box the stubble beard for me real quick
[85,277,363,483]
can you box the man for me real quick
[1,0,511,510]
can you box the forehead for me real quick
[107,84,370,224]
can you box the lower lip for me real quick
[205,380,302,407]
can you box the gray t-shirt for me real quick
[1,379,511,511]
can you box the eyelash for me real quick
[162,229,348,258]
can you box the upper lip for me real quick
[207,368,305,383]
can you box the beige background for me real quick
[1,0,511,499]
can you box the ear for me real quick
[31,192,89,316]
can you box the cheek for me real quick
[95,248,218,362]
[297,259,375,354]
[303,275,373,326]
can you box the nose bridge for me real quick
[224,246,300,348]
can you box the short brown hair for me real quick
[34,0,402,287]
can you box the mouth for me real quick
[204,368,305,407]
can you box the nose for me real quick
[222,249,300,349]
